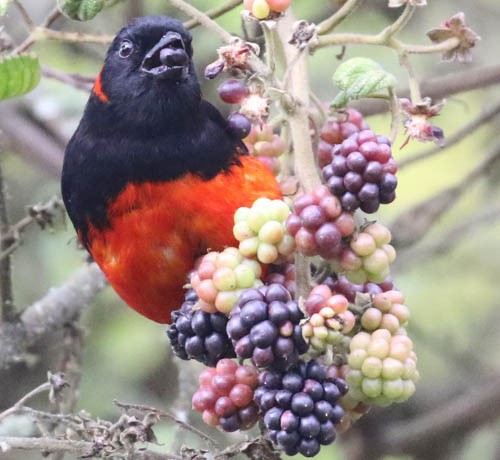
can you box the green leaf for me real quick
[0,54,41,101]
[57,0,105,21]
[331,57,397,108]
[0,0,10,16]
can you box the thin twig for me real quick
[0,196,64,262]
[0,382,51,422]
[396,204,500,270]
[357,64,500,116]
[41,7,62,28]
[377,373,500,456]
[317,0,365,35]
[0,162,15,322]
[399,98,500,169]
[114,401,217,447]
[12,0,35,30]
[12,7,62,54]
[169,0,233,43]
[32,27,114,45]
[183,0,242,30]
[42,66,95,92]
[391,144,500,249]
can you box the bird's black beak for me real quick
[141,31,189,81]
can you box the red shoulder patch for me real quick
[93,70,109,103]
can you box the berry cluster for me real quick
[360,290,409,334]
[227,284,308,369]
[168,290,235,366]
[233,198,295,264]
[255,360,348,457]
[322,130,398,213]
[318,108,370,168]
[244,0,292,20]
[331,222,396,284]
[346,330,419,406]
[286,185,355,259]
[302,285,356,352]
[190,248,262,315]
[166,101,420,453]
[192,359,260,432]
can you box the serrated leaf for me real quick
[57,0,105,21]
[331,57,396,108]
[0,0,10,16]
[0,54,41,101]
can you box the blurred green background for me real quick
[1,1,500,459]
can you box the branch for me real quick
[0,102,64,178]
[395,204,500,271]
[183,0,242,30]
[376,373,500,456]
[0,196,64,262]
[114,401,217,447]
[42,66,94,92]
[12,0,35,31]
[31,27,114,46]
[0,160,14,322]
[169,0,233,43]
[391,143,500,249]
[0,263,106,370]
[0,437,180,459]
[316,0,364,35]
[357,64,500,116]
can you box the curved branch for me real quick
[0,263,106,370]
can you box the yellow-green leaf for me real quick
[331,57,396,108]
[57,0,105,21]
[0,54,41,101]
[0,0,11,16]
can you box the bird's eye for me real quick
[118,40,134,58]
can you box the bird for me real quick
[61,15,281,324]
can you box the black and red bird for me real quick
[61,16,281,323]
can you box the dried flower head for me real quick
[388,0,426,7]
[400,98,445,147]
[240,93,269,122]
[427,12,480,63]
[289,20,319,50]
[204,38,260,79]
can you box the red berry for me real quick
[218,80,249,104]
[230,383,255,407]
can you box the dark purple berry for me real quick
[264,407,283,431]
[291,392,314,416]
[275,389,293,408]
[252,346,275,367]
[282,373,304,393]
[280,409,300,432]
[298,438,321,457]
[227,112,251,139]
[318,421,336,445]
[346,151,367,172]
[314,400,334,423]
[344,171,364,193]
[276,430,300,449]
[303,379,324,401]
[299,414,321,439]
[323,382,341,404]
[250,320,278,348]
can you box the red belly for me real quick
[87,157,281,323]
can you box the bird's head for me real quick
[91,16,201,131]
